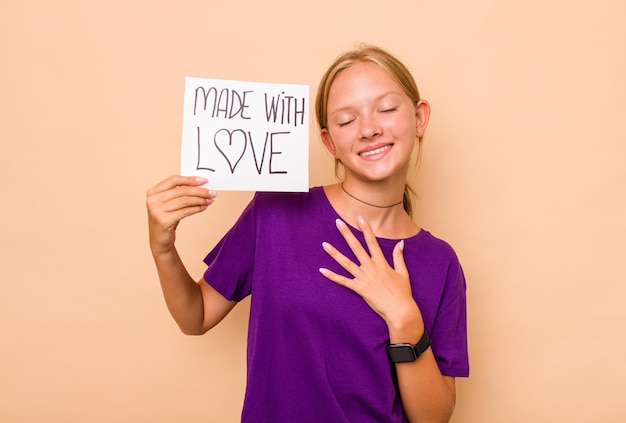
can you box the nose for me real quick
[359,114,382,140]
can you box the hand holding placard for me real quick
[181,77,310,192]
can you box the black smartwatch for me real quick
[386,331,431,363]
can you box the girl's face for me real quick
[321,62,427,184]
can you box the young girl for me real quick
[147,44,469,422]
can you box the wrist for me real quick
[151,244,178,262]
[386,303,424,344]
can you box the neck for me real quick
[323,184,418,239]
[340,182,404,209]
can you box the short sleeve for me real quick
[202,195,259,302]
[430,256,470,377]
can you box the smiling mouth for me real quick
[359,144,393,157]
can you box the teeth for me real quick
[360,145,391,157]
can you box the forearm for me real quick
[152,248,206,335]
[388,310,456,422]
[395,350,456,423]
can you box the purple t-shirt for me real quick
[203,187,469,422]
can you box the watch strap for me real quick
[413,330,432,355]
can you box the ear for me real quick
[321,128,338,156]
[414,99,431,137]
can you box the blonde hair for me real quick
[315,44,423,217]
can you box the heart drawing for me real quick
[214,128,247,173]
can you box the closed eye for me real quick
[381,107,398,113]
[338,119,355,127]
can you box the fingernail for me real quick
[319,267,330,276]
[335,219,346,229]
[195,177,208,184]
[322,242,332,252]
[357,216,365,226]
[208,190,218,197]
[398,239,405,251]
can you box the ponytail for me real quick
[403,183,416,218]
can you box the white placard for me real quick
[181,77,309,192]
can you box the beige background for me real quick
[2,0,625,421]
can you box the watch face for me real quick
[389,345,416,363]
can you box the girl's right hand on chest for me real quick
[146,175,217,255]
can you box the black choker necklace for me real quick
[340,182,404,209]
